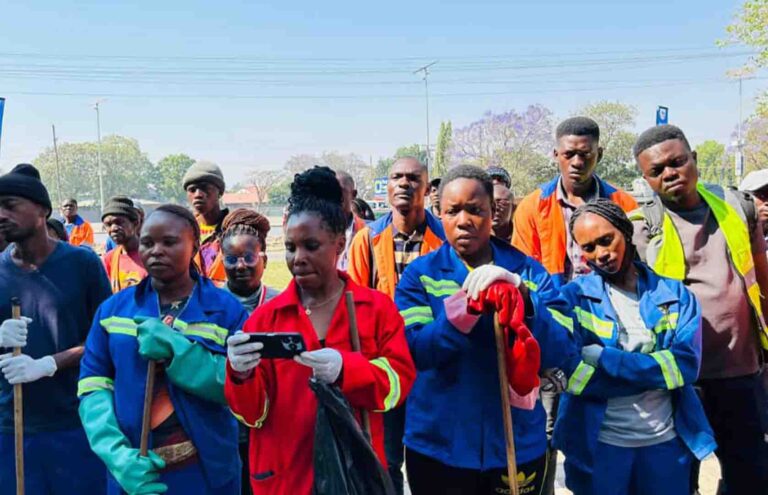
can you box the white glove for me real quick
[0,354,57,384]
[581,344,604,366]
[462,265,522,300]
[294,349,343,384]
[0,317,31,348]
[226,332,263,374]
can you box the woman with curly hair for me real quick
[225,166,416,495]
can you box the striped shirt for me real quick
[393,223,426,278]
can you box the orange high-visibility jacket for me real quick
[64,216,94,247]
[511,176,637,286]
[193,210,229,287]
[347,211,445,299]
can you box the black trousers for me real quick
[239,440,252,495]
[406,447,548,495]
[540,389,559,495]
[691,373,768,495]
[384,404,406,495]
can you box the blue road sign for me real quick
[373,177,387,198]
[656,106,669,125]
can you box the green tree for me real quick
[433,121,452,178]
[34,135,154,207]
[576,101,640,189]
[374,144,428,180]
[695,140,730,185]
[283,150,374,198]
[155,154,195,203]
[721,0,768,116]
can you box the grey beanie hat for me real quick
[182,161,226,193]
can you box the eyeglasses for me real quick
[223,252,265,268]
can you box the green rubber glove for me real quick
[135,316,227,404]
[136,317,177,361]
[79,390,168,495]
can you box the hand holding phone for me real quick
[247,333,307,359]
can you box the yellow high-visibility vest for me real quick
[631,183,768,350]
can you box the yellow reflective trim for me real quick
[183,323,228,346]
[419,275,461,297]
[651,350,684,389]
[567,361,595,395]
[653,213,687,281]
[574,308,614,339]
[371,357,401,412]
[173,319,228,346]
[653,311,679,334]
[400,306,434,327]
[231,396,270,428]
[101,317,138,337]
[77,376,114,397]
[548,308,574,333]
[523,280,538,292]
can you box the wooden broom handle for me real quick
[11,298,24,495]
[345,291,372,439]
[494,314,519,495]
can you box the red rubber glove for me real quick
[466,282,525,329]
[505,323,541,396]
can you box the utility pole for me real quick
[414,61,437,173]
[734,77,745,184]
[94,100,105,214]
[51,125,63,206]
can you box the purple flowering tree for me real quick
[450,104,556,195]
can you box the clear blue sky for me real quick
[0,0,762,185]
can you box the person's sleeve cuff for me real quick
[443,290,480,334]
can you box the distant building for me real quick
[222,186,269,209]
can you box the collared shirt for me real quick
[392,222,426,278]
[556,177,600,281]
[337,216,362,271]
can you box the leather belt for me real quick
[153,440,197,465]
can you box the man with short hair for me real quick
[492,182,515,242]
[0,164,112,494]
[348,156,445,495]
[631,125,768,493]
[336,170,367,271]
[101,196,146,293]
[183,161,229,286]
[740,169,768,245]
[487,165,512,189]
[513,117,637,286]
[512,117,637,495]
[428,177,442,218]
[60,198,94,247]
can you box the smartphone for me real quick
[247,332,307,359]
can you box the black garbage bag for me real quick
[310,378,395,495]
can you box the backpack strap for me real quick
[725,188,758,238]
[642,196,666,241]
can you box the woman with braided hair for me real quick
[220,208,278,495]
[553,198,715,495]
[221,208,279,314]
[225,166,416,495]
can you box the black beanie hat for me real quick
[0,164,53,217]
[101,196,139,222]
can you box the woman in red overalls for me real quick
[225,166,416,495]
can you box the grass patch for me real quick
[262,250,292,290]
